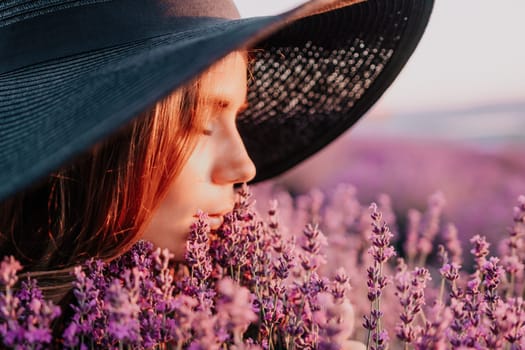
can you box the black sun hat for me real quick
[0,0,434,202]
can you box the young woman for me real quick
[0,0,433,302]
[0,51,253,272]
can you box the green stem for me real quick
[417,253,428,269]
[438,278,445,306]
[507,247,517,299]
[375,297,381,350]
[376,263,383,350]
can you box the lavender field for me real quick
[2,106,525,348]
[258,134,525,257]
[249,133,525,348]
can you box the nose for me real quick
[212,129,256,185]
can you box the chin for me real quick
[163,243,186,262]
[171,250,187,262]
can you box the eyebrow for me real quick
[205,97,249,113]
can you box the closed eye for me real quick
[198,98,248,136]
[212,99,249,116]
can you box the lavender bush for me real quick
[0,184,524,349]
[274,136,525,253]
[252,183,525,349]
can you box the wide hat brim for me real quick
[0,0,434,202]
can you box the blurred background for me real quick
[236,0,525,251]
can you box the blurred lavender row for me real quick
[256,130,525,256]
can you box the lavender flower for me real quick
[0,256,21,287]
[314,291,355,347]
[480,257,504,347]
[417,192,446,266]
[394,259,416,345]
[514,195,525,224]
[332,267,350,301]
[299,223,328,273]
[186,211,213,282]
[0,257,60,349]
[63,264,104,347]
[414,300,452,349]
[364,203,395,350]
[404,209,422,266]
[499,195,525,299]
[17,279,61,346]
[470,234,490,268]
[0,278,60,349]
[395,259,431,348]
[502,297,525,346]
[440,262,461,283]
[216,277,258,345]
[105,269,141,345]
[443,223,463,265]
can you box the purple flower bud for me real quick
[105,271,141,344]
[440,263,461,281]
[215,277,258,345]
[470,234,490,260]
[0,256,22,287]
[443,223,463,265]
[513,195,525,223]
[186,212,213,282]
[404,209,422,263]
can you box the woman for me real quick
[0,51,254,271]
[0,0,433,315]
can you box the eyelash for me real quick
[200,103,245,136]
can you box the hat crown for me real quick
[0,0,240,28]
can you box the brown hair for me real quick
[0,79,205,278]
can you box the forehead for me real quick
[199,51,248,104]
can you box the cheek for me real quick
[141,186,200,261]
[180,137,213,182]
[151,162,205,231]
[142,189,189,240]
[141,138,214,257]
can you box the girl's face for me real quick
[142,52,256,259]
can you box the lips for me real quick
[193,207,232,230]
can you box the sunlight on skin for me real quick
[142,52,256,259]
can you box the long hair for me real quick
[0,78,205,280]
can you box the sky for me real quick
[235,0,525,114]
